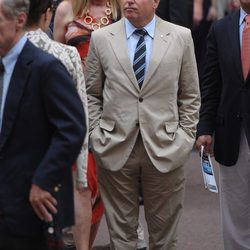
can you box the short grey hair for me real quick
[1,0,30,20]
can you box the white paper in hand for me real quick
[200,146,218,193]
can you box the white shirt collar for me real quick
[239,7,249,26]
[1,34,27,74]
[125,15,156,39]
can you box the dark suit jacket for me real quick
[0,40,86,237]
[197,10,250,166]
[156,0,193,28]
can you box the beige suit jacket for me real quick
[86,16,200,173]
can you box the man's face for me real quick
[123,0,159,27]
[240,0,250,13]
[0,1,26,57]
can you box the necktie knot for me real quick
[244,15,250,29]
[245,15,250,24]
[0,59,4,74]
[134,29,147,37]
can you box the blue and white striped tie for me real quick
[133,29,147,88]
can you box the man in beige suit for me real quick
[86,0,200,248]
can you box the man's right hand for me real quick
[195,135,213,155]
[29,184,58,222]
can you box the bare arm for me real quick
[207,0,218,22]
[193,0,203,27]
[53,0,73,43]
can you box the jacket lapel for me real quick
[142,17,171,89]
[108,18,139,91]
[228,10,244,83]
[0,41,33,151]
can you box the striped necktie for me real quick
[241,15,250,80]
[133,29,147,88]
[0,59,4,113]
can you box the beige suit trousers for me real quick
[219,130,250,250]
[98,134,185,250]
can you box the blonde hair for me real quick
[68,0,122,20]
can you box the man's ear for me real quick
[16,12,27,31]
[40,8,53,31]
[44,8,53,30]
[153,0,160,10]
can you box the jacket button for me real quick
[139,97,143,102]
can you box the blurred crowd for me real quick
[1,0,247,250]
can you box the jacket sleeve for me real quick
[85,33,105,134]
[178,29,201,139]
[196,23,222,137]
[32,58,86,193]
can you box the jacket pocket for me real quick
[164,122,179,141]
[100,119,115,132]
[165,121,179,133]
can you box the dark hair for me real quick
[27,0,53,26]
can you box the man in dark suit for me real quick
[0,0,86,249]
[196,0,250,249]
[156,0,193,28]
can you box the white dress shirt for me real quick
[125,16,156,72]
